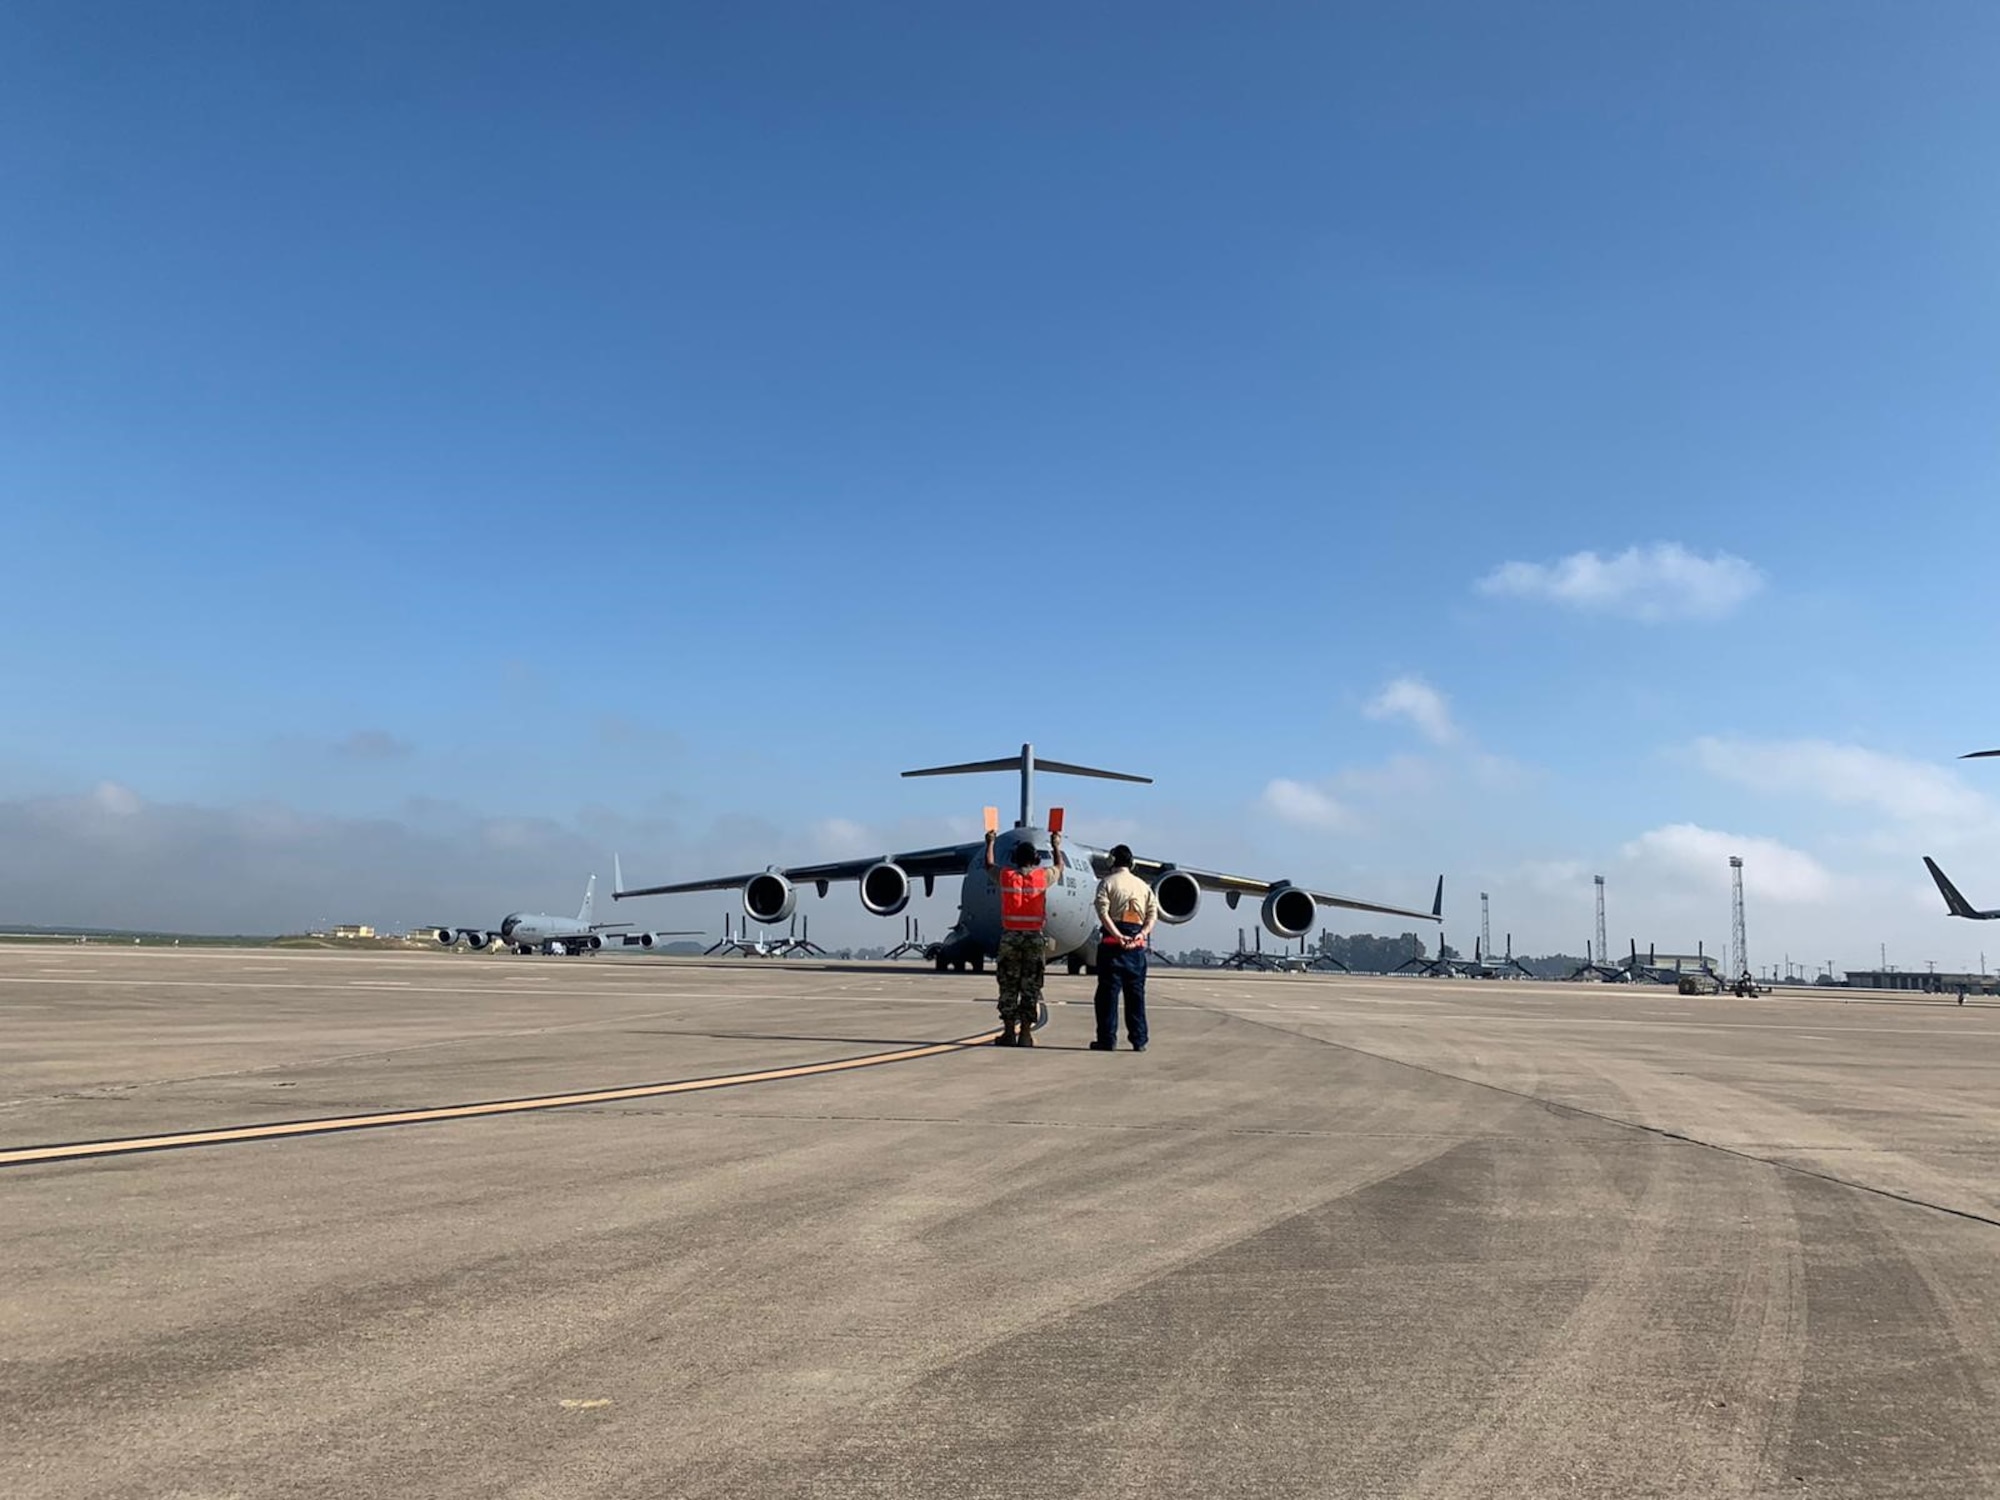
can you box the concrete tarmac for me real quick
[3,944,1998,1497]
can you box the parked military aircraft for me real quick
[1454,935,1533,980]
[614,744,1442,972]
[433,874,700,956]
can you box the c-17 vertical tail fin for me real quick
[1924,857,2000,920]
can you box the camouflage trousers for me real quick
[995,930,1048,1028]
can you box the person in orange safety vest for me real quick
[985,826,1066,1047]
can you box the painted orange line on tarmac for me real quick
[0,1030,1000,1169]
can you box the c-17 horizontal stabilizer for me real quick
[1924,856,2000,920]
[902,742,1151,828]
[901,755,1152,785]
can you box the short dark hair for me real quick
[1110,844,1134,869]
[1011,841,1039,867]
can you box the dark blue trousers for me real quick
[1093,922,1149,1048]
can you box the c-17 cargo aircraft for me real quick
[613,744,1442,972]
[433,874,700,956]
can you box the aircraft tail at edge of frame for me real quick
[1924,856,2000,920]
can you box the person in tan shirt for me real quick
[1091,844,1158,1051]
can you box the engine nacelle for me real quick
[860,861,911,917]
[744,870,797,925]
[582,933,601,951]
[465,931,491,951]
[1261,884,1317,941]
[1153,869,1202,925]
[433,928,457,945]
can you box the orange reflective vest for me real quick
[999,867,1051,931]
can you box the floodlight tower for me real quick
[1480,893,1492,961]
[1729,856,1748,981]
[1593,875,1608,967]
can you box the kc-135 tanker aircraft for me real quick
[433,874,699,956]
[614,744,1443,972]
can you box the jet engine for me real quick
[1152,869,1202,925]
[465,931,492,951]
[743,870,797,925]
[1260,884,1317,941]
[432,928,456,946]
[860,861,911,917]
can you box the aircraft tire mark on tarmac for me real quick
[0,1028,1001,1170]
[1178,993,2000,1232]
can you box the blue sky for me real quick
[3,3,1998,970]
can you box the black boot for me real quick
[994,1023,1016,1047]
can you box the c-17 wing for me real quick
[1129,857,1444,925]
[613,842,982,900]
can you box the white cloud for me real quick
[91,781,142,817]
[809,818,875,858]
[1330,753,1438,800]
[1478,543,1763,622]
[1363,676,1459,745]
[1513,857,1591,896]
[1259,778,1353,831]
[1690,737,1994,835]
[0,789,975,947]
[1620,823,1833,904]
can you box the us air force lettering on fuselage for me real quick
[613,745,1442,972]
